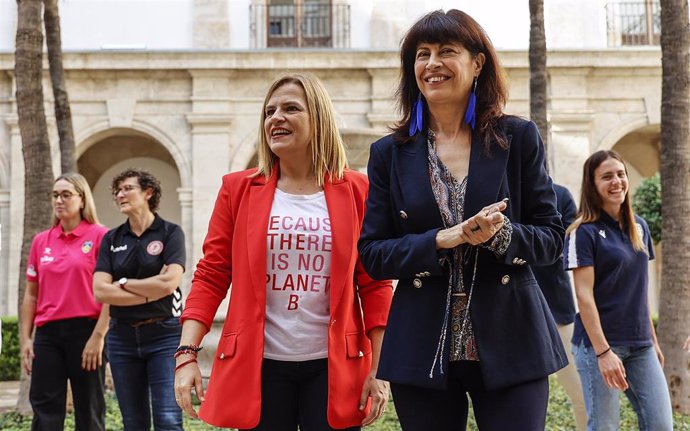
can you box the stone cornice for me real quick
[0,49,662,71]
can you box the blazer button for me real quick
[358,351,364,358]
[399,210,408,220]
[219,353,225,359]
[501,275,510,285]
[512,257,519,264]
[413,278,422,288]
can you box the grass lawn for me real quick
[2,377,690,430]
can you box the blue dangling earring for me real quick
[464,77,478,130]
[409,93,424,136]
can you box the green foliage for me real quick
[632,173,661,243]
[1,380,690,430]
[0,317,20,381]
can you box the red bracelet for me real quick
[175,358,197,373]
[174,349,198,359]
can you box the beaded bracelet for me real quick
[596,347,611,358]
[176,344,203,353]
[175,358,197,373]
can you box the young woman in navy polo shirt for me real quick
[93,169,186,431]
[564,150,672,430]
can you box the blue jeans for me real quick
[107,317,182,431]
[572,342,673,431]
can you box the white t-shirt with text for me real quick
[264,189,332,361]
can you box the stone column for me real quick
[0,189,11,315]
[177,187,193,296]
[548,70,595,198]
[367,68,399,131]
[185,71,234,267]
[549,112,594,200]
[4,114,23,317]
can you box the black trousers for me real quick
[243,358,360,431]
[391,361,548,431]
[30,317,106,431]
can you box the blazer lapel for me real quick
[323,175,353,314]
[246,167,278,307]
[464,131,513,219]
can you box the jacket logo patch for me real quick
[147,240,164,256]
[81,240,93,254]
[599,230,606,239]
[111,244,127,252]
[27,264,37,277]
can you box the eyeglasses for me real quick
[113,185,141,196]
[52,191,78,201]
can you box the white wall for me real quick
[1,0,194,52]
[0,0,17,51]
[0,0,613,52]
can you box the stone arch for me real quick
[609,123,660,187]
[75,124,185,230]
[76,120,191,187]
[230,132,258,173]
[596,117,651,153]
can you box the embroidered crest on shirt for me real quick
[27,264,37,277]
[146,240,164,256]
[40,247,54,264]
[81,240,93,254]
[599,229,606,238]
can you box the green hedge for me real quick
[0,316,20,381]
[632,173,661,243]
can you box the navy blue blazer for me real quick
[532,183,578,325]
[358,116,568,391]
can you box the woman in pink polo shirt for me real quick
[20,172,109,431]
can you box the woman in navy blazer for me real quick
[358,10,567,430]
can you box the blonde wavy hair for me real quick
[52,172,100,226]
[254,73,347,186]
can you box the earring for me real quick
[464,77,478,130]
[409,93,424,136]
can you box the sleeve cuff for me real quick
[481,217,513,256]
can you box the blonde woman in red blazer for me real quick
[173,73,393,431]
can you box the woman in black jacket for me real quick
[358,9,566,430]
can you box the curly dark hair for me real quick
[111,168,162,212]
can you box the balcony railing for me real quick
[606,1,660,46]
[250,3,350,49]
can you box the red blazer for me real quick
[182,167,393,429]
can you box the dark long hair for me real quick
[567,150,645,252]
[393,9,508,150]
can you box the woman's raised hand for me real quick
[461,200,507,245]
[435,199,507,249]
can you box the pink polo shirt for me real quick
[26,221,108,327]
